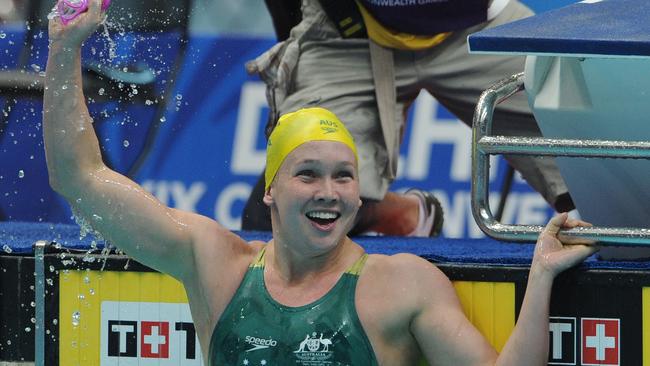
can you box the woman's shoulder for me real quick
[362,252,451,290]
[366,252,440,271]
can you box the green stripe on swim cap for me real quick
[265,107,358,190]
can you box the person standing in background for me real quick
[242,0,575,237]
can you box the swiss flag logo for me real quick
[581,318,620,365]
[141,321,170,358]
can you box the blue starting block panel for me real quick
[469,0,650,57]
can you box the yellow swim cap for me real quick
[265,107,358,190]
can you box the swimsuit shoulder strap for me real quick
[345,253,368,276]
[250,246,267,268]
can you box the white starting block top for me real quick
[468,0,650,254]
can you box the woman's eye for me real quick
[335,171,354,179]
[297,170,315,178]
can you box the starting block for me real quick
[468,0,650,247]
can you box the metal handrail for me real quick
[471,73,650,245]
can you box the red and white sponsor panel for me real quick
[100,301,203,366]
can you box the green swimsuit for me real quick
[208,247,379,365]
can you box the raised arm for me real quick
[494,213,597,365]
[410,213,597,365]
[43,0,224,281]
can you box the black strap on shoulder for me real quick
[317,0,367,38]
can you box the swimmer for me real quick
[42,1,597,364]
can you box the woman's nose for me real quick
[314,179,338,202]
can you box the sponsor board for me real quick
[549,317,577,365]
[581,318,620,366]
[59,270,202,365]
[548,316,621,366]
[545,280,643,365]
[101,302,202,365]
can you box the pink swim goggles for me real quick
[57,0,111,25]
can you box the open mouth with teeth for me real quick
[306,211,341,226]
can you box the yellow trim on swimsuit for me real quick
[250,246,368,276]
[346,253,368,275]
[251,246,266,268]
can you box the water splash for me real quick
[47,5,59,21]
[71,311,80,327]
[100,21,118,61]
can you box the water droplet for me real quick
[71,311,80,327]
[47,6,59,20]
[2,245,12,253]
[53,319,58,325]
[175,94,182,101]
[18,170,24,178]
[25,327,31,333]
[123,140,129,148]
[49,265,55,272]
[0,32,6,39]
[98,88,105,96]
[61,85,68,90]
[31,64,41,72]
[159,116,166,123]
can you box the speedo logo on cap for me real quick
[245,335,278,352]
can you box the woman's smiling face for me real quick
[264,140,361,249]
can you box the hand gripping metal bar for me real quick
[471,73,650,246]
